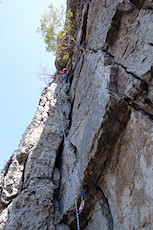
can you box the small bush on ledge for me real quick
[37,3,73,61]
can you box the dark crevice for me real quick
[96,187,114,230]
[70,142,78,159]
[124,95,153,119]
[127,102,153,122]
[52,140,64,225]
[70,54,85,106]
[129,0,145,9]
[118,62,141,81]
[80,4,89,44]
[69,45,84,78]
[106,10,123,46]
[104,50,126,75]
[68,99,74,129]
[140,80,148,92]
[150,66,153,78]
[144,7,153,10]
[145,98,152,107]
[121,43,129,58]
[124,97,131,103]
[82,217,92,229]
[148,43,153,47]
[104,53,113,66]
[109,65,119,93]
[55,140,64,169]
[19,155,29,192]
[141,57,147,63]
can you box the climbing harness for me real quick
[58,100,80,230]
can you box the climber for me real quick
[60,68,70,85]
[79,190,86,214]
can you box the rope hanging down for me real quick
[58,100,80,230]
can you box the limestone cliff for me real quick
[0,0,153,229]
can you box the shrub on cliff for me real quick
[37,3,73,61]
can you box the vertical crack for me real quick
[52,140,64,225]
[97,187,114,230]
[80,3,90,45]
[19,155,29,192]
[106,10,123,46]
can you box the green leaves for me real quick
[37,3,73,60]
[37,3,65,52]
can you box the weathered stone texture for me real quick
[108,9,153,78]
[98,110,153,229]
[86,0,121,51]
[0,82,71,229]
[0,0,153,229]
[58,0,153,229]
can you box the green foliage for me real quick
[65,9,73,32]
[37,4,73,59]
[37,4,65,52]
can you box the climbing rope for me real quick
[58,99,80,230]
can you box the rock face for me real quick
[0,0,153,229]
[0,83,71,230]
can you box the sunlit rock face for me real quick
[0,83,71,230]
[0,0,153,229]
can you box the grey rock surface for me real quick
[0,81,71,229]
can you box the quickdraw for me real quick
[79,190,86,214]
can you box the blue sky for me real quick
[0,0,66,169]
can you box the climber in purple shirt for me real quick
[60,68,70,85]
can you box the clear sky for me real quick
[0,0,66,169]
